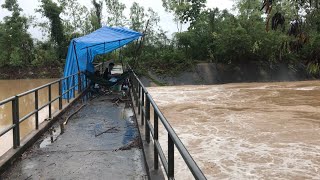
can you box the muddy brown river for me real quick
[148,81,320,179]
[1,79,320,179]
[0,79,60,156]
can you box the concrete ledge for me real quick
[0,90,88,175]
[130,91,166,180]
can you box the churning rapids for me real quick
[148,81,320,179]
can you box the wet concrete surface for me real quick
[1,94,148,180]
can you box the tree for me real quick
[144,8,161,44]
[260,0,320,74]
[91,0,103,30]
[105,0,126,26]
[162,0,206,27]
[32,40,59,66]
[58,0,90,36]
[0,0,33,67]
[161,0,187,31]
[130,2,146,32]
[37,0,67,61]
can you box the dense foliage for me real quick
[0,0,33,67]
[0,0,319,78]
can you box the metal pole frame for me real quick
[48,84,52,118]
[73,41,81,73]
[154,110,159,169]
[145,95,150,143]
[35,90,39,129]
[58,80,63,110]
[12,96,20,148]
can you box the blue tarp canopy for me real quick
[62,26,142,98]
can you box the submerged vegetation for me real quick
[0,0,319,79]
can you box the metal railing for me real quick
[0,65,98,151]
[93,62,105,73]
[129,70,206,180]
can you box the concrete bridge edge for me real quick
[129,90,166,180]
[0,90,88,175]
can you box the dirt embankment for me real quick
[0,66,63,79]
[0,62,315,83]
[141,63,315,87]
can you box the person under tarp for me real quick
[85,69,131,89]
[103,62,115,80]
[62,26,142,99]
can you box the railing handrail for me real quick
[128,64,206,180]
[146,93,206,179]
[3,72,80,98]
[17,79,60,97]
[0,96,15,106]
[94,62,103,68]
[0,65,95,152]
[60,72,79,81]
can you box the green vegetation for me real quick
[154,0,320,76]
[0,0,319,79]
[129,0,320,77]
[0,0,33,67]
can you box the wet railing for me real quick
[0,73,83,149]
[0,63,104,153]
[93,62,105,73]
[129,69,206,180]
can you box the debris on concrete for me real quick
[63,104,87,125]
[114,137,142,151]
[94,126,119,137]
[1,93,147,180]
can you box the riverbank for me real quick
[140,63,317,87]
[0,63,317,84]
[0,66,63,79]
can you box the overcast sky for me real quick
[0,0,234,39]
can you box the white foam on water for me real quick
[295,86,319,91]
[148,81,320,179]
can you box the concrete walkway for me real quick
[1,94,148,180]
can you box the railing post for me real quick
[35,90,39,129]
[132,77,136,96]
[138,85,141,115]
[145,95,150,143]
[86,76,89,88]
[72,75,75,98]
[86,76,89,97]
[66,78,70,103]
[82,75,85,90]
[48,84,52,118]
[141,88,145,125]
[135,79,138,107]
[12,96,20,148]
[130,75,134,93]
[130,75,135,102]
[58,80,62,110]
[133,77,136,92]
[78,72,82,93]
[168,134,174,179]
[154,110,159,169]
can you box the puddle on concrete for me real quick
[121,107,134,121]
[39,125,63,148]
[122,107,138,145]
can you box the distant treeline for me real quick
[0,0,319,77]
